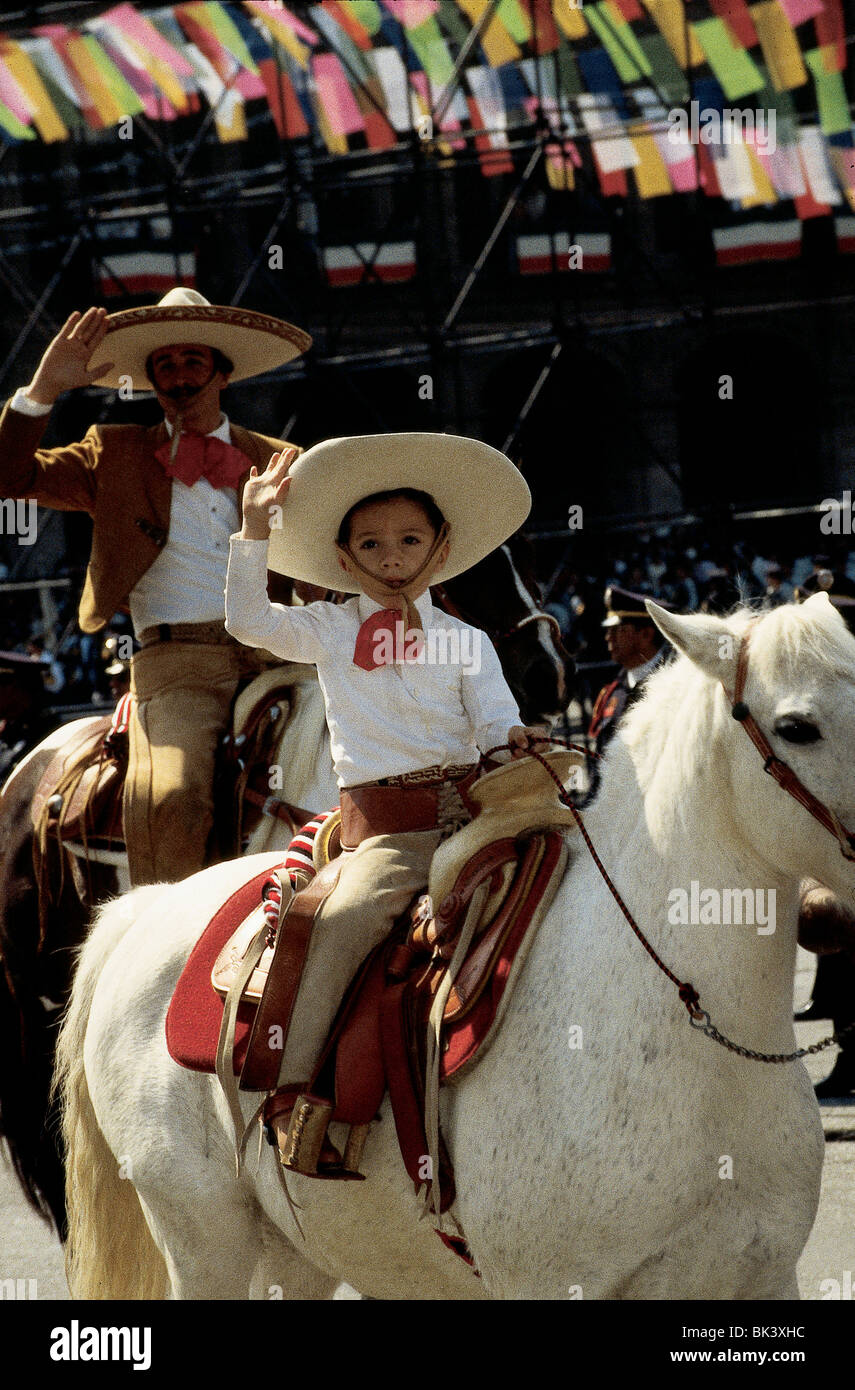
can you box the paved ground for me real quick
[0,951,850,1302]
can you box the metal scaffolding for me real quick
[0,2,852,518]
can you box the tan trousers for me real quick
[278,827,445,1086]
[124,639,272,886]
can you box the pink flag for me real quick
[0,57,33,122]
[380,1,439,28]
[777,0,825,23]
[99,2,195,75]
[313,53,364,136]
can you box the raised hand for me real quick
[27,308,114,406]
[240,447,298,540]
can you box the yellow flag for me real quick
[742,146,777,207]
[552,0,588,40]
[65,36,123,125]
[214,100,248,143]
[642,0,705,67]
[456,0,522,65]
[749,2,808,91]
[0,41,67,141]
[630,133,672,197]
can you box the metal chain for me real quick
[485,739,852,1067]
[690,1012,855,1064]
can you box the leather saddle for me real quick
[209,750,580,1207]
[29,667,318,858]
[31,704,129,848]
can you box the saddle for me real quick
[31,698,131,848]
[192,749,580,1212]
[29,667,319,866]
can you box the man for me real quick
[0,287,311,884]
[588,585,672,757]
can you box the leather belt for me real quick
[138,620,236,648]
[351,762,476,789]
[339,765,478,849]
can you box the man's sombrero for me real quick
[86,287,312,391]
[266,433,531,593]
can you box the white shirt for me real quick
[128,414,239,631]
[10,390,238,633]
[225,536,521,787]
[625,647,666,690]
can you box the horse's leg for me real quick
[128,1141,338,1300]
[251,1214,339,1301]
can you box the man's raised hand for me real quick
[241,446,297,541]
[27,308,114,406]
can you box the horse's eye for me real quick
[774,717,822,745]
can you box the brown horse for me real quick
[0,537,573,1237]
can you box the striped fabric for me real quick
[284,808,339,881]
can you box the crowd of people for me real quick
[541,528,855,665]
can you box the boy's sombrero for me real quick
[266,433,531,592]
[86,287,312,391]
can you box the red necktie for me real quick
[353,610,425,671]
[155,434,250,490]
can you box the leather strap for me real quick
[727,621,855,860]
[239,857,344,1091]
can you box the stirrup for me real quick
[266,1091,367,1181]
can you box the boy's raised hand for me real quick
[241,446,298,540]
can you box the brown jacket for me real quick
[0,401,295,632]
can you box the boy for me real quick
[225,432,541,1172]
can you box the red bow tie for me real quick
[353,610,425,671]
[155,434,249,490]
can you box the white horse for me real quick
[56,594,855,1299]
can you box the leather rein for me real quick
[519,619,855,1063]
[728,618,855,862]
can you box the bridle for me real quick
[727,618,855,862]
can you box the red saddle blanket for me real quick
[165,865,279,1076]
[166,830,567,1213]
[165,830,566,1088]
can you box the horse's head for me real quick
[645,593,855,905]
[435,538,574,725]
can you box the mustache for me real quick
[162,384,203,402]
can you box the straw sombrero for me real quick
[266,432,531,592]
[86,287,312,391]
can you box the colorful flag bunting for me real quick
[0,0,846,276]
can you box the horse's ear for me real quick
[645,601,739,684]
[802,591,833,612]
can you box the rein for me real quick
[494,732,854,1066]
[727,619,855,861]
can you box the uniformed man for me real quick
[588,585,672,757]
